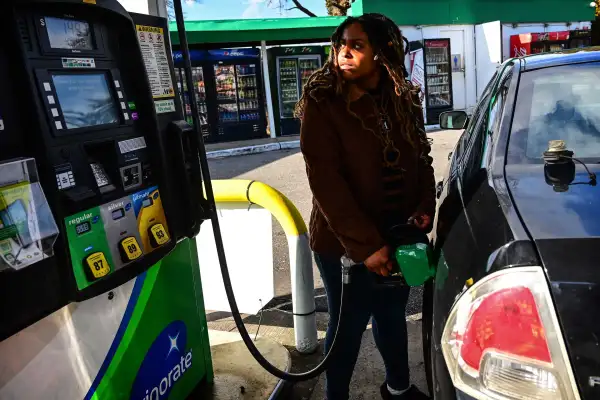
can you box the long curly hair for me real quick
[294,13,425,147]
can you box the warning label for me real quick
[136,25,174,99]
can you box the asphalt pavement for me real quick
[206,129,462,399]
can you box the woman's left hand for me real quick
[409,212,431,230]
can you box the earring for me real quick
[374,55,379,61]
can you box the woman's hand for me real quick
[409,212,431,230]
[364,246,393,276]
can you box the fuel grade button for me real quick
[119,236,143,262]
[148,223,169,248]
[84,251,111,281]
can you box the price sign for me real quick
[119,236,143,261]
[84,251,110,279]
[149,223,169,247]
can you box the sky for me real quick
[180,0,327,20]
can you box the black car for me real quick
[422,48,600,400]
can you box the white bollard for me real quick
[288,233,318,354]
[209,179,318,354]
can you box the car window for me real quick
[488,74,510,135]
[453,93,490,163]
[481,69,513,167]
[456,90,492,161]
[452,71,500,162]
[508,62,600,164]
[459,92,491,178]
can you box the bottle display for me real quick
[214,65,237,101]
[214,64,238,123]
[425,41,451,108]
[299,58,320,91]
[278,58,299,118]
[178,67,208,125]
[236,64,259,122]
[277,57,321,118]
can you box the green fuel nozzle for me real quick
[391,242,435,286]
[380,224,436,287]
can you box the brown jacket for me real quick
[300,83,436,262]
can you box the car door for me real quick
[424,66,515,398]
[425,90,492,399]
[459,67,517,279]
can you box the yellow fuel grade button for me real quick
[119,236,143,262]
[84,252,111,280]
[148,223,169,248]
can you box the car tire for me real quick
[422,278,434,397]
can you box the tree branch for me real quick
[290,0,317,17]
[329,0,350,11]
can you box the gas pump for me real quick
[0,1,212,398]
[0,0,376,396]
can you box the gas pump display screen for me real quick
[52,73,119,129]
[45,17,93,51]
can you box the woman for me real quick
[296,13,435,400]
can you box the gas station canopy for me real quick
[169,0,595,48]
[168,16,344,47]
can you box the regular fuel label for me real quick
[136,25,174,99]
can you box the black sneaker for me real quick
[380,383,430,400]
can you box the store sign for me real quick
[172,50,207,63]
[284,46,317,54]
[172,48,259,64]
[427,40,447,48]
[208,48,259,59]
[452,54,462,72]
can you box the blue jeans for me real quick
[315,253,411,400]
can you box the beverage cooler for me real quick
[173,48,267,143]
[569,30,592,49]
[510,31,569,57]
[267,46,325,136]
[176,66,208,128]
[509,30,591,58]
[423,39,453,125]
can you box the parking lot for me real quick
[206,129,462,398]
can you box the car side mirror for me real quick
[440,111,469,130]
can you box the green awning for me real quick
[169,16,345,46]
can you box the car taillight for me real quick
[441,266,580,400]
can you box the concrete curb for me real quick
[207,125,442,160]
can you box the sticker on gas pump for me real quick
[61,57,96,69]
[120,236,143,261]
[154,99,175,114]
[136,25,175,99]
[118,137,147,154]
[85,251,110,279]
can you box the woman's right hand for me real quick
[364,246,393,276]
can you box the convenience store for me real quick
[169,0,596,140]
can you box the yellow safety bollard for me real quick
[206,179,318,354]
